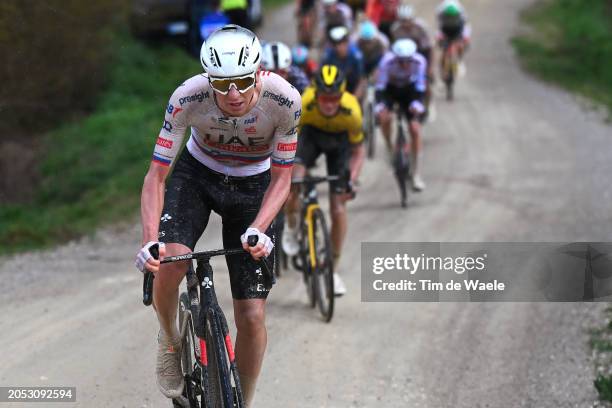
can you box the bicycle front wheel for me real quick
[300,215,317,308]
[203,315,225,408]
[393,125,410,208]
[365,100,376,159]
[310,208,334,322]
[175,293,198,408]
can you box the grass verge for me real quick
[591,309,612,403]
[0,34,201,255]
[512,0,612,116]
[262,0,292,8]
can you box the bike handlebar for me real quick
[142,235,271,306]
[291,175,340,185]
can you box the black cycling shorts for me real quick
[379,84,425,123]
[440,19,465,42]
[295,125,351,193]
[159,149,274,300]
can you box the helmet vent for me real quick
[238,47,245,67]
[213,49,222,67]
[253,52,260,64]
[271,44,279,70]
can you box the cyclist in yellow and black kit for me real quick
[283,65,365,296]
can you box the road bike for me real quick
[272,212,285,278]
[142,237,272,407]
[440,40,460,101]
[290,175,341,322]
[363,79,377,159]
[392,108,411,208]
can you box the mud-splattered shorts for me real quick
[159,149,274,300]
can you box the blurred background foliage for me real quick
[0,0,201,253]
[0,0,127,134]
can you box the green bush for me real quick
[513,0,612,114]
[0,33,201,254]
[0,0,126,134]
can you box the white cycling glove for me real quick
[374,102,387,115]
[135,241,165,273]
[410,100,425,114]
[240,227,274,256]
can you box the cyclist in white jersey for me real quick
[134,25,301,406]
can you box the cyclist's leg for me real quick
[232,299,266,407]
[405,103,425,191]
[421,47,434,116]
[220,170,274,407]
[157,151,213,341]
[376,89,394,153]
[156,150,213,397]
[322,136,351,267]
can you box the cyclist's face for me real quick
[316,93,341,116]
[334,40,349,57]
[214,77,258,116]
[398,58,412,68]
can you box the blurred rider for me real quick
[436,0,471,61]
[291,45,318,79]
[354,20,389,77]
[322,25,366,100]
[391,4,434,118]
[375,38,427,191]
[261,41,310,93]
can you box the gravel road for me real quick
[1,0,611,407]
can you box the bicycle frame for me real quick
[293,175,339,269]
[143,241,272,408]
[441,40,460,100]
[165,250,244,408]
[393,108,410,207]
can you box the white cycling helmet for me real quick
[322,0,338,5]
[397,4,415,20]
[261,41,292,71]
[200,25,262,77]
[392,38,417,58]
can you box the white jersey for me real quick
[153,71,302,176]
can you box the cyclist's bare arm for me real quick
[251,164,293,232]
[140,162,171,273]
[347,100,365,183]
[354,77,367,101]
[349,141,366,182]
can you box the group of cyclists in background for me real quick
[260,0,472,294]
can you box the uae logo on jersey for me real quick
[156,137,173,149]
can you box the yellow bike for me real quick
[441,40,460,101]
[290,175,338,322]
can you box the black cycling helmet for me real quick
[314,64,346,94]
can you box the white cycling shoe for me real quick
[156,331,184,399]
[282,226,300,256]
[333,273,347,297]
[411,174,426,192]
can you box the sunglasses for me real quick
[317,93,342,103]
[209,73,256,95]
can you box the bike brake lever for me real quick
[142,244,158,307]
